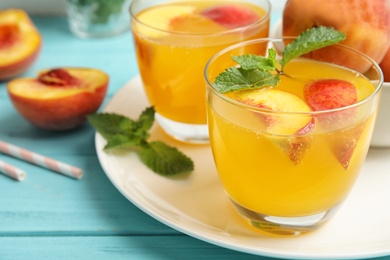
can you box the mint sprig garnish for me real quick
[88,107,194,176]
[213,26,346,93]
[280,26,346,68]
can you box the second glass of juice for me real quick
[130,0,270,143]
[205,38,383,235]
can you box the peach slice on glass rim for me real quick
[7,68,109,131]
[236,88,314,164]
[0,9,42,80]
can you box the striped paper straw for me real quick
[0,141,83,180]
[0,160,26,181]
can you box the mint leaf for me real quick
[104,134,144,150]
[214,48,279,93]
[211,26,346,93]
[213,67,279,93]
[87,112,145,150]
[88,107,194,176]
[134,106,155,135]
[280,26,346,69]
[87,113,139,140]
[139,141,194,176]
[88,107,155,150]
[232,49,278,71]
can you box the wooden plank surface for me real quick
[0,236,268,260]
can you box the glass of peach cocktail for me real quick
[205,29,383,235]
[130,0,270,144]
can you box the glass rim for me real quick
[205,37,384,116]
[129,0,271,37]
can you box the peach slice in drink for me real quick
[135,3,262,37]
[304,79,362,169]
[134,5,197,37]
[201,4,260,29]
[236,88,314,164]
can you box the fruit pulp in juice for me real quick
[208,58,376,217]
[132,1,269,124]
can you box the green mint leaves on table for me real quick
[213,26,346,94]
[88,107,194,176]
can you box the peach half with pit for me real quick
[0,9,42,80]
[236,88,314,164]
[7,68,109,131]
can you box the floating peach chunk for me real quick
[304,79,361,169]
[236,88,314,164]
[201,5,259,29]
[135,5,196,37]
[304,79,357,111]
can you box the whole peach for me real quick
[282,0,390,73]
[379,47,390,82]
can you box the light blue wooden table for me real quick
[0,14,389,260]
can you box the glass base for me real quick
[155,113,209,144]
[231,200,341,236]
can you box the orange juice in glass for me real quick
[205,38,383,235]
[130,0,270,143]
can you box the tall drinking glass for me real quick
[130,0,270,143]
[205,38,383,235]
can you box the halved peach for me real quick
[0,9,42,80]
[7,68,109,131]
[236,88,314,164]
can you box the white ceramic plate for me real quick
[95,76,390,260]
